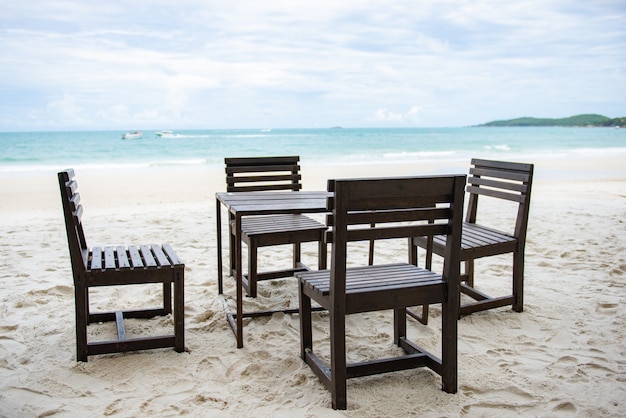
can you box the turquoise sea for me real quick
[1,127,625,178]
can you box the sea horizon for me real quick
[1,126,625,179]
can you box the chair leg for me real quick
[174,269,185,353]
[512,251,524,312]
[329,308,347,410]
[408,237,417,265]
[440,289,458,394]
[318,237,327,270]
[406,305,429,325]
[75,284,88,362]
[298,281,313,360]
[247,241,258,297]
[163,281,172,314]
[407,238,430,325]
[393,308,407,346]
[464,259,474,287]
[228,223,236,277]
[292,242,302,268]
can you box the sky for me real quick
[1,1,625,131]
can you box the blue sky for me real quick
[1,1,625,130]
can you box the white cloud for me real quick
[0,1,625,130]
[374,106,426,125]
[374,108,405,123]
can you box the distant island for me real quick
[478,114,625,127]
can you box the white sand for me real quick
[1,158,625,417]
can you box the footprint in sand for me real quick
[103,399,124,416]
[609,264,626,276]
[193,393,228,409]
[596,301,619,313]
[551,401,577,415]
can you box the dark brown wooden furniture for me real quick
[296,175,465,410]
[223,156,327,298]
[216,158,328,347]
[58,169,185,362]
[409,158,534,323]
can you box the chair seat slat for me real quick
[162,243,183,266]
[151,244,171,267]
[104,246,117,269]
[240,215,326,235]
[90,247,103,270]
[463,224,515,245]
[429,223,515,251]
[140,245,157,268]
[127,245,144,268]
[116,246,131,269]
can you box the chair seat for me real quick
[85,244,183,285]
[240,214,325,235]
[297,175,465,409]
[409,158,533,324]
[298,263,446,314]
[238,214,327,245]
[58,169,185,362]
[414,223,517,260]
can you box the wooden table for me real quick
[215,191,330,347]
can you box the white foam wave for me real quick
[160,134,210,139]
[0,158,210,175]
[483,144,511,151]
[150,158,207,167]
[382,151,457,159]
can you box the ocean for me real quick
[1,127,625,177]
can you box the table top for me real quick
[216,190,331,216]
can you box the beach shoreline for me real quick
[2,155,625,214]
[1,158,625,416]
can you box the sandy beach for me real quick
[1,157,625,417]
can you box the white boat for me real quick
[156,130,183,138]
[122,131,143,140]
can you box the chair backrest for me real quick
[225,156,303,192]
[327,175,466,290]
[466,158,534,241]
[58,169,89,278]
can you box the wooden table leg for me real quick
[235,214,244,348]
[216,197,223,295]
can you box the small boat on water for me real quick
[156,130,183,138]
[156,130,174,137]
[122,131,143,140]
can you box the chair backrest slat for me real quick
[225,156,303,192]
[327,207,451,227]
[471,158,533,173]
[346,223,449,242]
[468,175,528,193]
[469,166,531,183]
[328,175,466,295]
[58,170,89,276]
[466,185,524,203]
[466,158,534,241]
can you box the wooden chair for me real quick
[58,169,185,362]
[224,156,327,297]
[296,175,465,410]
[409,158,534,324]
